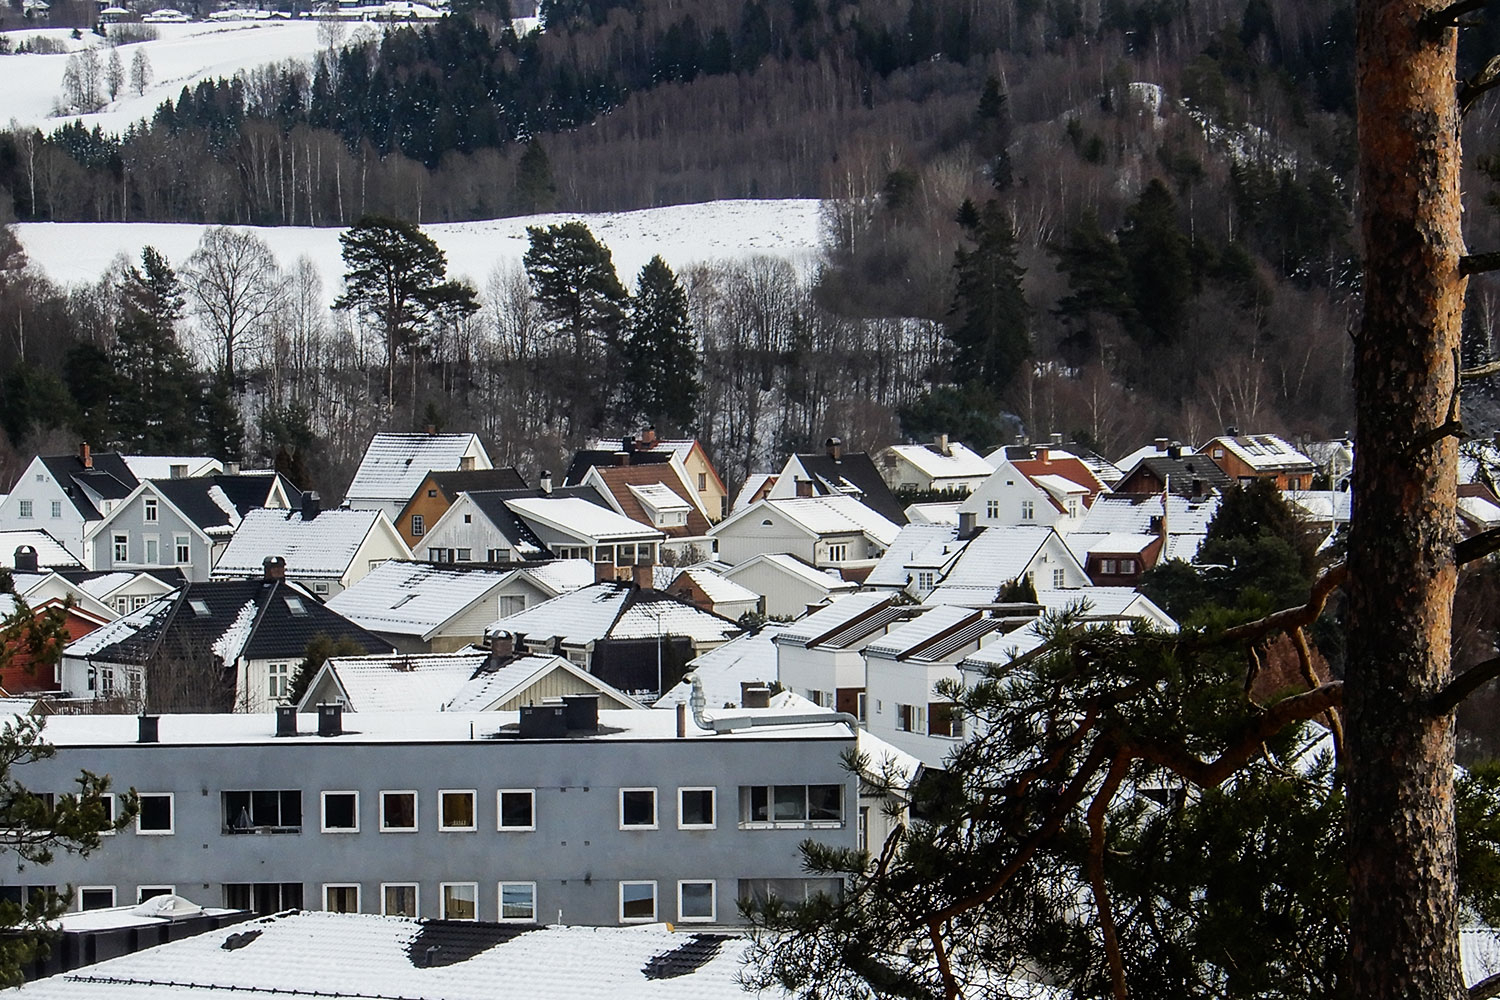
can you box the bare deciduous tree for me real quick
[184,226,284,385]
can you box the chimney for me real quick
[934,433,950,456]
[1039,448,1051,464]
[1154,437,1169,452]
[957,511,979,540]
[300,491,321,520]
[137,714,159,743]
[825,437,843,461]
[595,558,618,584]
[742,685,771,709]
[317,703,344,737]
[642,426,658,447]
[1050,433,1064,446]
[519,703,568,738]
[79,442,92,469]
[539,470,553,494]
[1167,443,1182,459]
[795,479,814,498]
[622,436,636,453]
[562,694,599,733]
[1226,426,1240,436]
[225,461,240,476]
[12,546,37,574]
[489,629,515,661]
[263,556,286,580]
[676,701,687,738]
[632,562,654,589]
[275,705,298,737]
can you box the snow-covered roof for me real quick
[905,502,961,525]
[499,559,596,598]
[490,583,740,647]
[1065,532,1158,562]
[864,605,1000,661]
[718,495,901,547]
[627,482,692,513]
[864,524,966,588]
[1032,473,1090,499]
[442,654,643,713]
[312,651,490,713]
[121,455,223,480]
[731,473,777,515]
[1284,489,1354,524]
[940,525,1060,588]
[1034,587,1176,630]
[64,593,178,659]
[883,441,994,480]
[856,726,924,789]
[776,592,905,647]
[722,553,855,594]
[14,912,770,1000]
[506,496,663,543]
[345,433,490,505]
[0,530,83,569]
[1461,494,1500,529]
[69,572,167,602]
[655,625,790,710]
[1204,434,1315,472]
[961,620,1050,672]
[212,508,394,579]
[1075,493,1218,538]
[663,567,759,607]
[327,562,511,639]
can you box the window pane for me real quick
[384,884,417,917]
[325,885,359,913]
[382,793,416,829]
[500,883,535,921]
[443,884,477,920]
[621,789,655,827]
[679,881,714,920]
[621,882,655,920]
[680,789,714,827]
[441,792,475,829]
[139,794,171,831]
[745,786,769,822]
[80,888,114,910]
[323,793,357,831]
[772,786,807,821]
[499,791,533,829]
[808,785,842,822]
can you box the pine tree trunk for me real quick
[1346,1,1465,996]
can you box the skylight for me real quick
[189,599,211,616]
[285,596,308,616]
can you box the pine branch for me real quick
[1472,971,1500,1000]
[1424,0,1491,31]
[1462,250,1500,276]
[1431,655,1500,715]
[1087,755,1131,1000]
[1214,564,1350,645]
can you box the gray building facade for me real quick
[4,708,856,927]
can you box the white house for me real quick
[417,490,552,565]
[0,446,139,562]
[504,496,665,572]
[326,561,522,653]
[709,495,900,573]
[774,593,917,718]
[916,524,1092,606]
[211,499,412,598]
[719,553,858,619]
[957,454,1102,536]
[63,570,179,616]
[343,432,492,520]
[876,437,995,493]
[120,456,224,481]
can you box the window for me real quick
[619,881,657,922]
[826,543,848,562]
[136,793,173,834]
[442,882,478,920]
[620,788,657,829]
[1052,569,1066,589]
[1100,558,1118,575]
[928,702,965,739]
[262,662,292,702]
[144,536,159,564]
[857,692,867,723]
[497,789,535,831]
[144,498,158,522]
[678,787,715,829]
[112,534,128,563]
[895,704,926,734]
[324,884,360,913]
[174,535,190,564]
[463,513,472,523]
[95,793,115,834]
[456,548,472,562]
[1213,447,1225,459]
[223,790,301,834]
[678,880,715,922]
[916,571,935,591]
[50,501,61,519]
[17,500,31,518]
[313,582,330,595]
[223,883,302,915]
[321,791,358,832]
[985,499,999,518]
[114,596,129,614]
[1020,500,1035,520]
[427,489,437,497]
[498,882,536,923]
[138,885,175,903]
[738,878,842,908]
[78,886,115,910]
[697,472,708,490]
[1121,559,1137,574]
[382,883,419,917]
[739,785,844,828]
[487,549,507,562]
[380,791,418,832]
[131,595,149,611]
[411,514,424,537]
[440,790,477,831]
[428,548,453,563]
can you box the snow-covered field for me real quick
[15,199,826,306]
[0,20,358,133]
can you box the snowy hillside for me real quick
[14,199,826,306]
[0,21,356,134]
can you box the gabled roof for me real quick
[562,448,673,487]
[864,605,1006,662]
[584,435,726,489]
[940,525,1075,588]
[213,508,407,580]
[1201,433,1316,473]
[731,473,778,515]
[882,441,994,481]
[457,490,554,559]
[490,581,741,648]
[663,566,759,607]
[443,653,644,712]
[58,567,186,596]
[1070,493,1219,563]
[426,467,528,500]
[506,496,663,545]
[585,464,712,537]
[65,578,389,665]
[36,452,139,521]
[786,451,909,525]
[345,432,491,505]
[655,624,790,709]
[497,559,597,597]
[714,495,901,548]
[775,592,904,647]
[105,474,298,538]
[120,456,223,480]
[722,553,856,594]
[864,524,968,589]
[1009,454,1107,501]
[326,561,515,639]
[1116,454,1234,495]
[0,529,84,568]
[301,649,490,712]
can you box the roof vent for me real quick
[317,703,344,737]
[563,694,599,733]
[275,705,298,737]
[539,470,553,495]
[519,703,567,738]
[132,894,204,921]
[301,491,321,520]
[12,545,37,574]
[138,714,159,744]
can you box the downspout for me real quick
[684,672,859,734]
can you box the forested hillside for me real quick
[4,0,1500,496]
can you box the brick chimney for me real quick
[795,479,814,498]
[263,556,286,580]
[641,426,658,447]
[825,437,842,461]
[79,442,92,469]
[632,562,654,589]
[595,558,617,584]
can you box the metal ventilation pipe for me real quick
[684,672,858,734]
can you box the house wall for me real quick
[864,656,965,768]
[344,523,411,591]
[420,503,513,563]
[957,465,1063,531]
[395,478,454,550]
[490,669,634,711]
[86,491,211,582]
[7,722,858,925]
[712,508,815,566]
[0,608,98,693]
[721,561,838,620]
[1198,444,1312,491]
[680,448,729,522]
[1026,536,1093,591]
[0,459,88,561]
[776,644,865,708]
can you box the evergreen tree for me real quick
[624,256,698,431]
[513,139,557,214]
[1051,209,1134,326]
[109,247,200,452]
[523,221,629,432]
[1117,179,1194,345]
[198,373,244,462]
[947,200,1030,390]
[62,343,116,448]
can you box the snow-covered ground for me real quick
[15,199,826,306]
[0,20,366,134]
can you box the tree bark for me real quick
[1347,1,1466,996]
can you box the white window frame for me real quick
[1052,569,1066,589]
[17,500,31,519]
[496,789,535,831]
[441,881,479,921]
[826,542,848,562]
[1021,500,1035,520]
[677,787,716,830]
[322,883,360,913]
[50,500,61,519]
[174,535,190,564]
[320,790,359,833]
[438,789,477,832]
[985,499,999,518]
[137,885,175,903]
[497,881,537,923]
[268,662,291,703]
[112,534,128,564]
[618,880,657,923]
[78,885,116,911]
[143,498,158,523]
[677,879,716,923]
[380,882,419,918]
[379,790,418,833]
[411,514,424,537]
[135,792,174,835]
[619,787,658,830]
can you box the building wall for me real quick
[864,656,964,768]
[721,561,839,620]
[958,465,1063,531]
[417,498,511,563]
[0,608,98,692]
[6,724,857,926]
[777,644,866,707]
[86,493,210,583]
[712,509,815,566]
[0,460,88,560]
[395,479,454,551]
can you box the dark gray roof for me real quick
[794,452,909,525]
[463,490,555,558]
[562,450,672,487]
[152,474,300,533]
[428,468,528,501]
[1118,455,1234,496]
[39,453,138,520]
